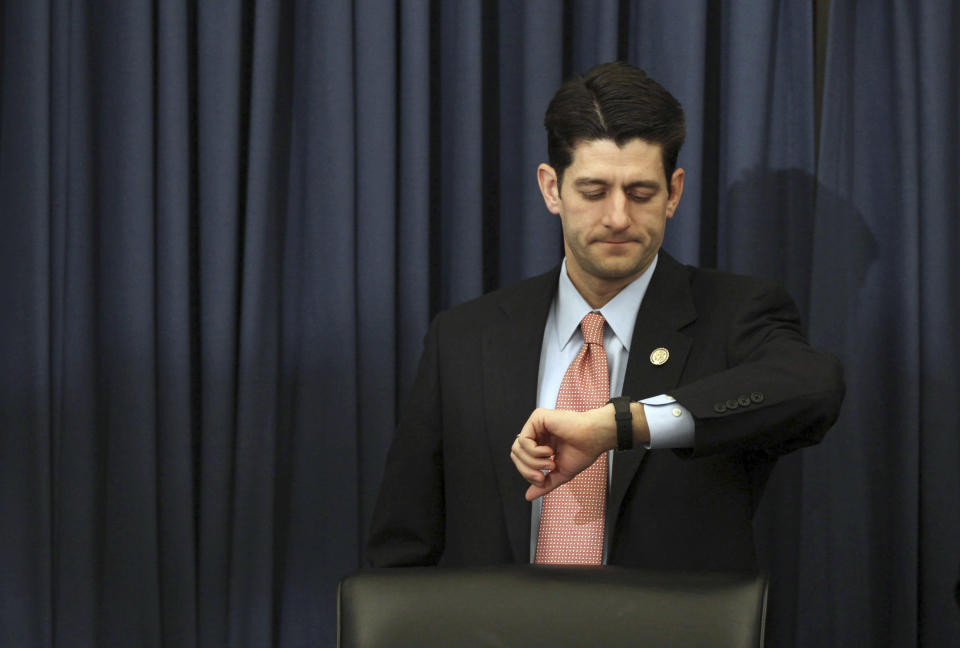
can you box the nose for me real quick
[602,191,630,230]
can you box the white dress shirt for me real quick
[529,255,695,562]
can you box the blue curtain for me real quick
[0,1,956,646]
[802,1,960,645]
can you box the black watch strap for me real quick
[607,396,634,451]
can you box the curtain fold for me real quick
[0,2,55,645]
[802,2,960,646]
[1,1,956,646]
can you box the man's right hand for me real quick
[509,405,618,501]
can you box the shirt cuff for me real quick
[640,395,694,449]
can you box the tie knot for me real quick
[580,312,605,345]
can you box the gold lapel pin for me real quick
[650,347,670,366]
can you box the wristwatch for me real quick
[606,396,633,451]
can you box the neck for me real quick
[566,269,640,309]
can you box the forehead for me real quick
[566,138,665,182]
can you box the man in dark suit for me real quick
[367,62,844,570]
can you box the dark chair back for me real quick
[338,565,767,647]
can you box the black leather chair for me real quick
[338,565,767,647]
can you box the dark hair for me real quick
[545,61,686,189]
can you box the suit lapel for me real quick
[607,253,698,537]
[481,268,559,563]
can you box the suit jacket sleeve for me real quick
[668,279,845,458]
[366,317,445,567]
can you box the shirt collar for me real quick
[555,254,658,353]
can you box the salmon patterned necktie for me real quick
[535,311,609,565]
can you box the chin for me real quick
[586,259,647,281]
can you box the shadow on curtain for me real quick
[800,1,960,645]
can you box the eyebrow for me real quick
[573,178,661,191]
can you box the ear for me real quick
[665,168,685,219]
[537,163,562,214]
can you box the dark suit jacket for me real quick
[368,252,844,570]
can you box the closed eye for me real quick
[581,191,606,201]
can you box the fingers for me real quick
[512,406,612,500]
[510,415,556,485]
[510,453,546,485]
[519,407,558,446]
[510,434,555,485]
[516,432,554,458]
[525,469,574,501]
[526,484,548,501]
